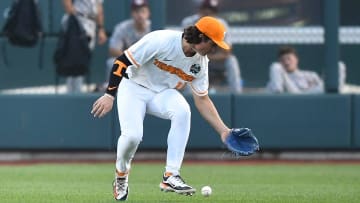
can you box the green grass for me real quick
[0,162,359,202]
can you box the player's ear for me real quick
[198,33,206,42]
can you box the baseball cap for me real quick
[195,16,230,50]
[131,0,148,9]
[200,0,219,11]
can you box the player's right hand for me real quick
[91,94,114,118]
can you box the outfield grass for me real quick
[0,162,359,202]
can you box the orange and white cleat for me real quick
[113,171,129,201]
[159,173,196,196]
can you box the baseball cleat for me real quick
[159,173,196,195]
[113,175,129,201]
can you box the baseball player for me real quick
[91,16,232,201]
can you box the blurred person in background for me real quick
[96,0,151,92]
[62,0,107,93]
[181,0,243,93]
[266,46,346,94]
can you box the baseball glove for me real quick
[224,128,259,156]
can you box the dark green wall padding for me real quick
[233,94,351,149]
[0,95,112,149]
[0,94,357,150]
[354,95,360,147]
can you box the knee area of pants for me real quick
[121,133,143,145]
[171,106,191,120]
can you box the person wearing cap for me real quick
[61,0,107,93]
[181,0,242,93]
[95,0,151,92]
[91,16,240,200]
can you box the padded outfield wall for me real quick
[0,94,357,150]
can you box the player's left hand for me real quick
[224,128,259,156]
[91,94,114,118]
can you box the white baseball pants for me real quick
[115,79,191,175]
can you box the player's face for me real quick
[193,39,217,56]
[279,53,298,73]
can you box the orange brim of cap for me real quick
[214,40,230,50]
[195,16,231,50]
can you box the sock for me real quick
[116,170,128,178]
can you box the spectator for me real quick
[266,46,347,94]
[181,0,242,93]
[99,0,151,91]
[61,0,107,93]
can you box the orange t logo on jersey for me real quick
[153,59,195,82]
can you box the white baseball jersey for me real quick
[124,30,209,96]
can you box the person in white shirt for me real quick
[267,46,348,94]
[267,46,325,94]
[91,16,241,200]
[62,0,107,93]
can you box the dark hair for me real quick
[278,46,298,58]
[183,26,211,44]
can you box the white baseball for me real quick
[201,185,212,197]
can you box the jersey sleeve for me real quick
[124,31,161,68]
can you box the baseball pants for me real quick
[115,79,191,175]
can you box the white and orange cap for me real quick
[195,16,230,50]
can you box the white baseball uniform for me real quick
[115,30,209,175]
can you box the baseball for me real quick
[201,185,212,197]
